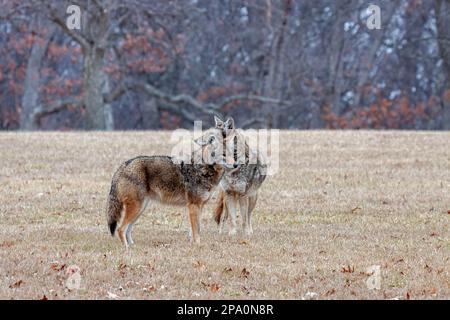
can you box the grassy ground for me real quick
[0,131,449,300]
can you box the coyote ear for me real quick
[225,117,235,130]
[214,115,224,127]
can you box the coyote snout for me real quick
[106,128,228,248]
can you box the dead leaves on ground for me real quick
[118,262,128,271]
[1,240,15,248]
[221,266,251,280]
[341,265,355,273]
[201,281,220,293]
[350,206,361,214]
[9,280,24,289]
[223,267,233,273]
[193,260,207,271]
[117,262,129,277]
[142,285,157,294]
[198,266,250,294]
[240,268,250,279]
[324,288,336,296]
[50,263,66,272]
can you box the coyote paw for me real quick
[190,236,201,244]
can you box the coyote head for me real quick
[214,116,249,166]
[194,128,236,169]
[214,116,235,139]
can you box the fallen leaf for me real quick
[430,232,438,237]
[1,241,14,248]
[9,280,24,289]
[405,292,411,300]
[118,263,127,270]
[239,240,249,245]
[427,287,437,296]
[50,263,66,272]
[40,295,48,300]
[325,288,336,296]
[240,268,250,278]
[194,260,206,271]
[223,267,233,273]
[143,285,157,293]
[351,206,361,213]
[201,281,220,293]
[210,283,220,293]
[341,265,355,273]
[241,286,250,295]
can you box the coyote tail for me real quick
[107,183,122,236]
[214,189,225,225]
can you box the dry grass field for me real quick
[0,131,449,300]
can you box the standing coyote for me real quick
[213,117,267,236]
[106,128,234,247]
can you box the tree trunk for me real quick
[20,28,53,130]
[83,47,109,130]
[435,0,450,129]
[102,73,114,130]
[261,0,291,128]
[327,1,349,116]
[353,1,397,109]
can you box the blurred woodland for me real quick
[0,0,450,130]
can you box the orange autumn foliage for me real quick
[322,96,439,129]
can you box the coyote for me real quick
[213,116,267,236]
[106,128,234,247]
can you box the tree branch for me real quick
[33,98,82,120]
[47,4,90,50]
[106,80,292,123]
[217,93,291,110]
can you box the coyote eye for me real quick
[208,136,215,144]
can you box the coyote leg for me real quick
[117,199,143,249]
[225,196,238,236]
[247,194,258,235]
[125,198,149,245]
[218,201,228,235]
[239,197,250,236]
[188,203,201,244]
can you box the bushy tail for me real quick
[107,184,122,236]
[214,189,225,225]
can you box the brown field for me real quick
[0,131,449,300]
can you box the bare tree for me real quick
[20,17,55,130]
[435,0,450,129]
